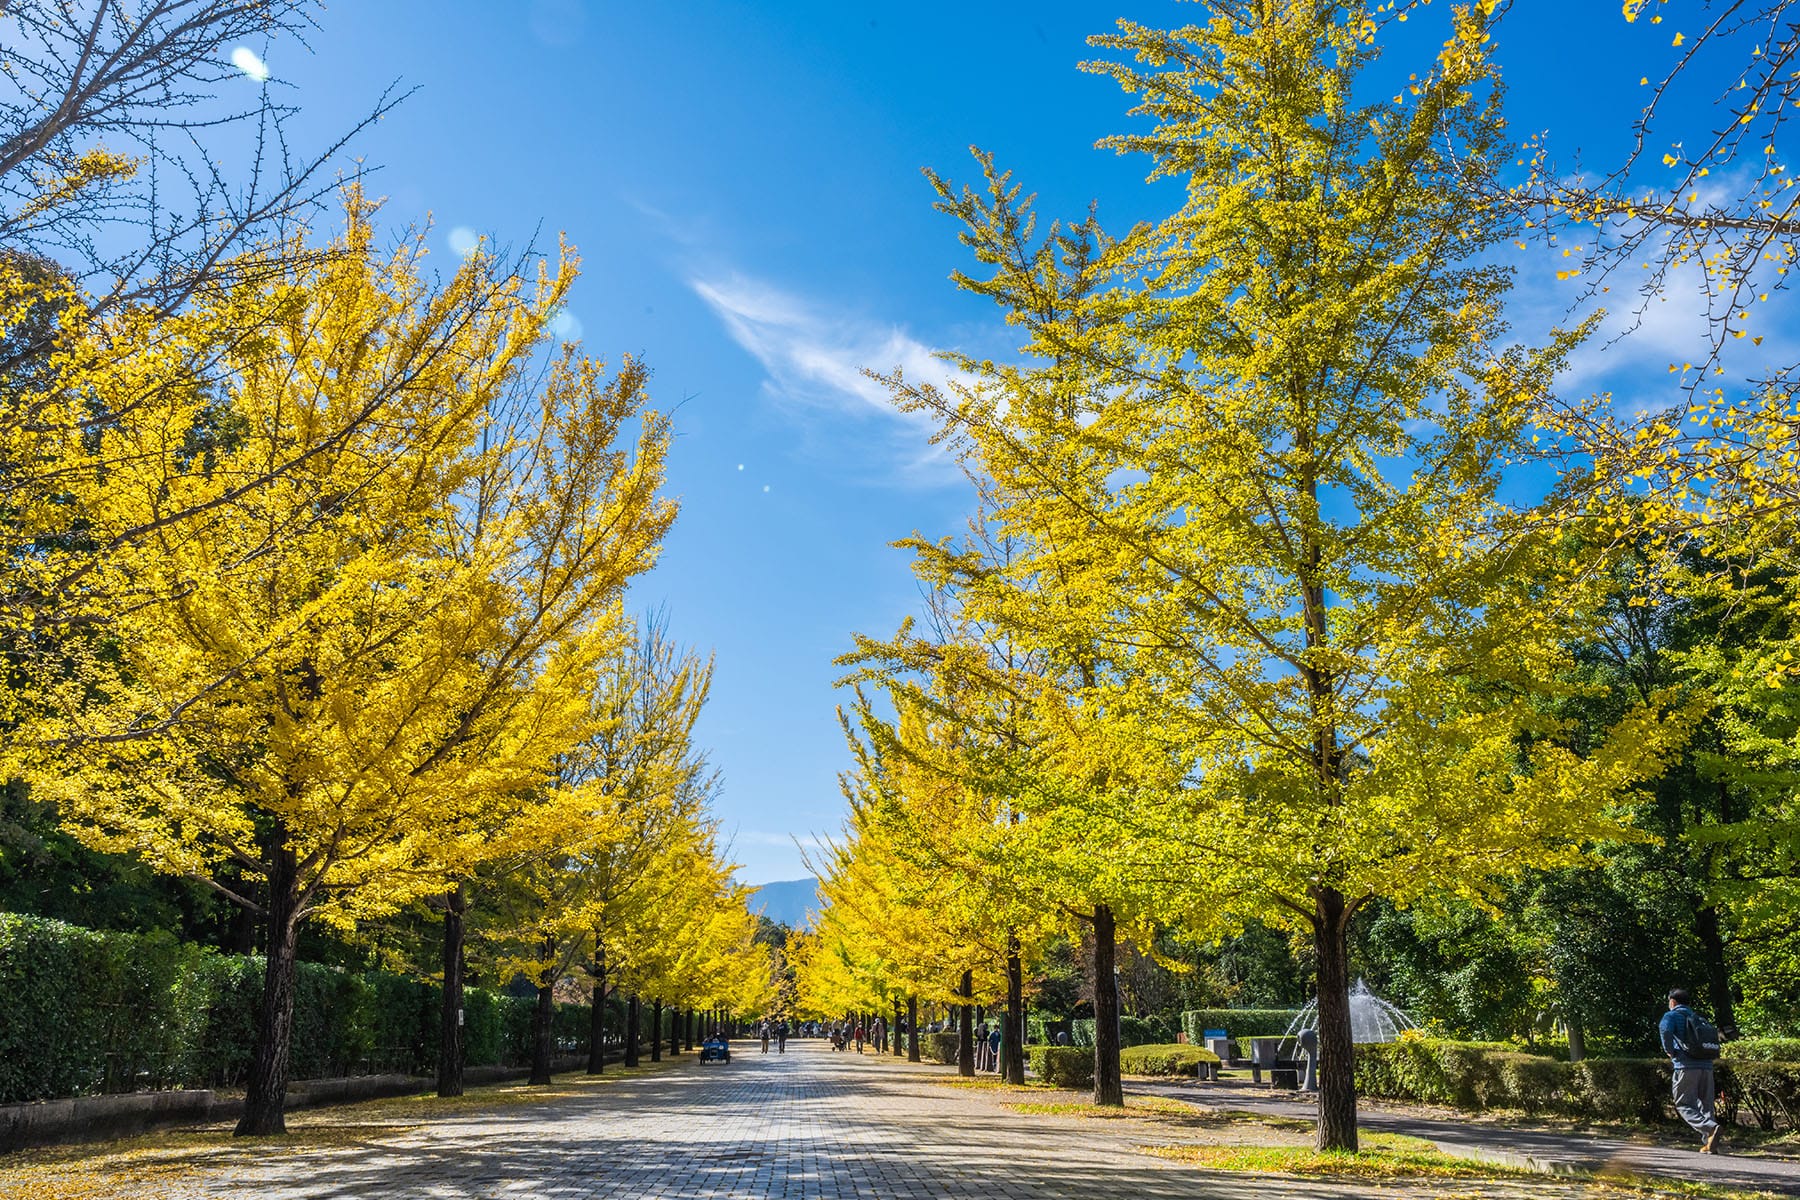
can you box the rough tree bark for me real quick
[958,971,975,1077]
[650,999,663,1062]
[1697,903,1738,1033]
[893,998,903,1058]
[1004,935,1026,1085]
[529,935,556,1086]
[907,996,920,1062]
[1313,887,1357,1152]
[625,993,641,1067]
[1092,904,1123,1108]
[437,884,467,1097]
[237,833,301,1136]
[587,942,607,1075]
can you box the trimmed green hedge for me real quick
[1725,1038,1800,1063]
[1180,1009,1301,1042]
[1027,1045,1094,1089]
[1119,1043,1220,1077]
[922,1032,960,1065]
[0,913,589,1103]
[1354,1038,1673,1122]
[1726,1060,1800,1131]
[1070,1015,1168,1048]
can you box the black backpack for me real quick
[1686,1011,1723,1060]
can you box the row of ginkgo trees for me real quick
[799,0,1730,1153]
[0,193,772,1135]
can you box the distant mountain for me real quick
[748,878,820,930]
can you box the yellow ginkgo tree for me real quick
[885,2,1696,1150]
[33,197,675,1135]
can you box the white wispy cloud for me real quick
[735,830,830,850]
[690,272,968,486]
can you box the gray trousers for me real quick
[1672,1066,1718,1136]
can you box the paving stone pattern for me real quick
[163,1043,1410,1200]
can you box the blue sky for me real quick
[256,2,1773,883]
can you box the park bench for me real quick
[1246,1036,1301,1088]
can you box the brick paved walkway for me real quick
[138,1042,1488,1200]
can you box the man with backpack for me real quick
[1659,987,1725,1153]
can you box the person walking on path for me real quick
[1660,987,1726,1153]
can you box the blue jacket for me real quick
[1659,1006,1714,1070]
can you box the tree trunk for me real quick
[893,998,903,1058]
[908,996,920,1062]
[1004,935,1026,1085]
[1313,887,1358,1152]
[1092,903,1123,1107]
[530,970,555,1086]
[958,970,975,1077]
[625,993,641,1067]
[437,884,467,1097]
[684,1008,695,1051]
[236,838,301,1136]
[587,943,607,1074]
[1696,902,1737,1033]
[1566,1018,1586,1064]
[650,999,662,1062]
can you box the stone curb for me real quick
[0,1052,604,1153]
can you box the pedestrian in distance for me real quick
[1660,987,1726,1154]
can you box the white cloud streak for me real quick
[690,272,966,486]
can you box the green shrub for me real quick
[1722,1061,1800,1131]
[1571,1058,1667,1122]
[1492,1051,1568,1114]
[1180,1009,1302,1042]
[498,995,535,1066]
[1356,1038,1458,1106]
[1119,1043,1220,1077]
[184,953,262,1086]
[463,987,504,1066]
[368,972,439,1074]
[1358,1038,1680,1124]
[556,997,593,1052]
[1724,1037,1800,1063]
[1070,1016,1164,1048]
[922,1032,960,1065]
[0,912,601,1102]
[0,915,116,1100]
[1357,1039,1545,1111]
[1028,1045,1094,1089]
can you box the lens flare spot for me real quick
[550,309,583,341]
[230,47,270,82]
[448,227,480,257]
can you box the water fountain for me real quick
[1285,978,1417,1044]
